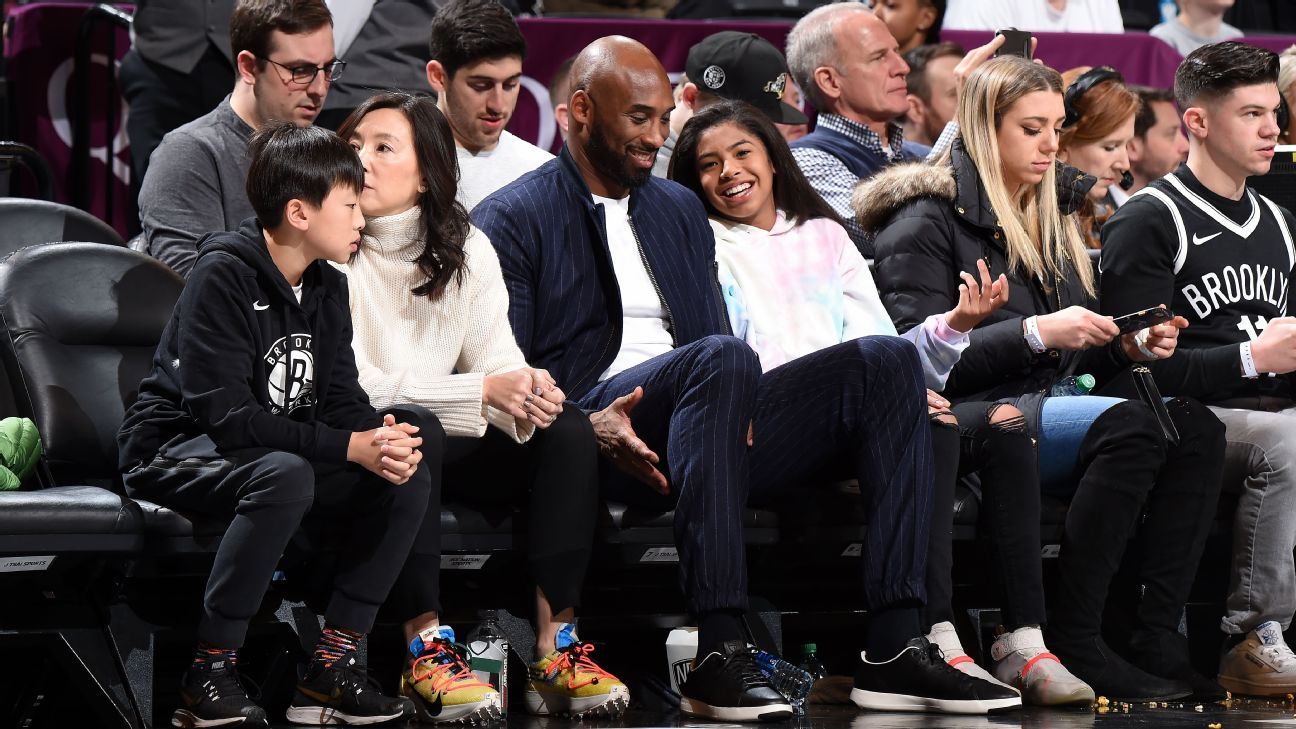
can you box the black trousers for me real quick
[386,407,599,619]
[120,45,233,189]
[940,402,1049,629]
[579,335,932,616]
[122,406,437,647]
[1049,399,1225,653]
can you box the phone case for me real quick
[1131,365,1180,447]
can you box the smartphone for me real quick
[1111,305,1174,335]
[994,28,1033,59]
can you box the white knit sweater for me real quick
[339,206,534,443]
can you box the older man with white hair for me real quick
[787,3,935,257]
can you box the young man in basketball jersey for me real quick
[118,122,432,727]
[1101,41,1296,698]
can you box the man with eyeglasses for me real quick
[139,0,340,277]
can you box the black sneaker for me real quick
[285,651,415,726]
[172,659,268,728]
[679,641,793,722]
[851,637,1022,714]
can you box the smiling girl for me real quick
[670,100,1097,708]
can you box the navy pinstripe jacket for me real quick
[472,147,730,401]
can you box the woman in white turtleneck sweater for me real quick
[336,93,628,721]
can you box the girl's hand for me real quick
[945,259,1010,333]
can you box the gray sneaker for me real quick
[991,627,1094,706]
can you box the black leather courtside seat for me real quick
[0,242,164,729]
[0,485,141,553]
[0,198,125,253]
[0,242,222,547]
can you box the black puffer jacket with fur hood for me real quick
[856,139,1132,432]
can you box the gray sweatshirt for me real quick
[139,95,254,277]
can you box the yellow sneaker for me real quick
[525,626,629,718]
[400,627,502,724]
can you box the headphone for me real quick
[1063,66,1125,129]
[1279,94,1291,136]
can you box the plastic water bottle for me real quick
[1160,0,1178,24]
[799,643,827,681]
[754,649,814,714]
[1050,373,1096,397]
[466,610,509,716]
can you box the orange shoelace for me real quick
[411,642,492,694]
[544,642,617,690]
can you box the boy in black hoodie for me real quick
[118,121,435,728]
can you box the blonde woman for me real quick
[859,56,1228,704]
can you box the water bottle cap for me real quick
[1076,373,1096,392]
[803,643,817,653]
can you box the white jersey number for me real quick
[1237,315,1271,341]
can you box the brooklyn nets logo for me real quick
[263,334,316,415]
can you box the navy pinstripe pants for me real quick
[579,335,932,616]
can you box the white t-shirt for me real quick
[943,0,1124,33]
[291,281,304,304]
[456,130,555,211]
[593,193,673,381]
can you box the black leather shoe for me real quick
[1048,634,1193,702]
[1128,628,1228,702]
[680,641,793,722]
[851,637,1022,714]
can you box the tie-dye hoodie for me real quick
[713,211,968,389]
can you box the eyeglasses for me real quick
[261,56,346,85]
[1063,66,1124,128]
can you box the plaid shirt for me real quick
[793,115,957,258]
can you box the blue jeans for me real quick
[1038,395,1124,496]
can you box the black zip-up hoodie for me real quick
[118,217,379,470]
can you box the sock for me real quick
[314,624,363,667]
[193,641,238,670]
[410,625,455,659]
[697,609,746,658]
[866,606,923,660]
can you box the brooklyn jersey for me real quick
[1100,165,1296,402]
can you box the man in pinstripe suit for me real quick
[473,36,1014,719]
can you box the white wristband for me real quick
[1240,341,1260,379]
[1134,329,1157,360]
[1023,316,1048,354]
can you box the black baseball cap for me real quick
[685,31,808,125]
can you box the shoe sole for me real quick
[850,688,1022,715]
[284,705,410,726]
[1219,675,1296,698]
[172,710,266,728]
[678,697,793,722]
[525,685,630,717]
[1021,687,1097,707]
[1093,689,1192,703]
[401,687,502,724]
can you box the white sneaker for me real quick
[1219,621,1296,697]
[925,622,1018,695]
[990,626,1094,706]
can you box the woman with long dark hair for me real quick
[861,56,1227,703]
[670,100,1094,708]
[336,92,627,722]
